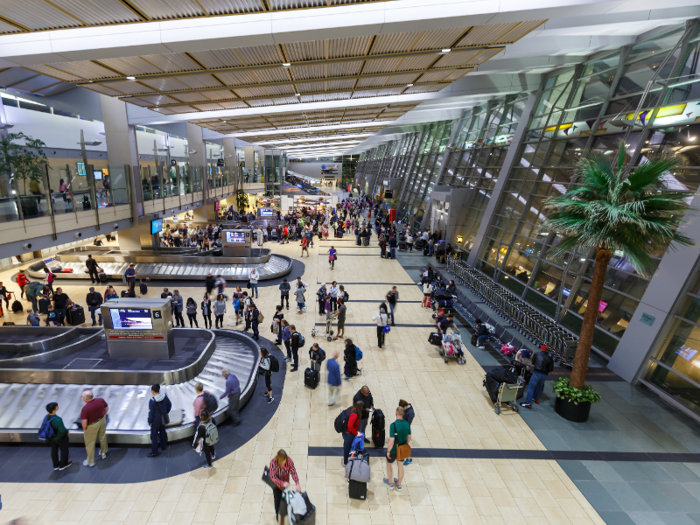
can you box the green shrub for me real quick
[552,377,601,405]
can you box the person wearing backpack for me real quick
[250,302,261,341]
[289,325,303,372]
[43,402,72,471]
[147,384,172,458]
[340,402,363,467]
[343,338,358,380]
[309,343,326,373]
[195,411,218,469]
[193,382,218,427]
[327,351,341,406]
[219,368,241,426]
[259,348,277,405]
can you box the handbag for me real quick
[382,325,391,334]
[246,280,251,289]
[392,423,411,460]
[262,465,277,491]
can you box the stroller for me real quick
[311,313,335,342]
[439,332,466,365]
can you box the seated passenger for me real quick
[474,319,490,349]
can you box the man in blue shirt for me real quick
[279,279,291,310]
[220,368,241,426]
[147,384,172,458]
[327,351,342,406]
[437,314,459,336]
[125,263,137,294]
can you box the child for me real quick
[295,286,306,314]
[26,309,41,326]
[45,304,60,326]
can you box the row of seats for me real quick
[446,258,577,367]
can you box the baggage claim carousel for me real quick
[26,245,293,282]
[0,326,260,445]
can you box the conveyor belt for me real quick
[0,330,259,444]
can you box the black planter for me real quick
[554,396,592,422]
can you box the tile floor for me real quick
[0,236,681,525]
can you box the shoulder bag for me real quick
[392,423,411,461]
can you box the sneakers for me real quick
[54,467,59,471]
[535,400,540,404]
[284,357,292,362]
[394,478,402,491]
[383,478,395,490]
[211,454,217,460]
[263,392,269,397]
[83,460,95,467]
[403,459,412,466]
[203,465,213,469]
[478,346,485,349]
[59,461,73,471]
[520,403,532,409]
[101,452,107,460]
[268,396,275,404]
[147,453,159,458]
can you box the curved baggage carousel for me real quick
[0,326,260,444]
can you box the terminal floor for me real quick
[1,239,700,525]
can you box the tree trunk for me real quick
[570,247,612,389]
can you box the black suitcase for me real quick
[11,300,23,313]
[99,272,108,283]
[348,479,367,500]
[428,332,442,346]
[140,282,148,295]
[471,333,478,346]
[371,409,385,448]
[304,368,319,389]
[68,307,85,326]
[121,290,135,298]
[484,374,499,404]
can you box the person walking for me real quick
[195,411,218,469]
[259,348,275,404]
[85,287,103,326]
[353,386,374,442]
[301,235,310,257]
[44,402,72,471]
[281,320,292,362]
[385,286,399,326]
[279,279,290,310]
[186,297,199,327]
[372,305,390,348]
[213,293,226,328]
[80,390,108,467]
[220,368,242,426]
[147,384,172,457]
[343,338,357,380]
[388,235,398,259]
[85,254,101,284]
[327,351,341,406]
[342,402,363,466]
[520,345,554,409]
[193,382,215,427]
[124,263,137,294]
[201,293,212,329]
[249,268,259,299]
[383,406,411,491]
[289,325,301,372]
[328,246,337,269]
[205,272,216,295]
[172,290,185,328]
[405,231,413,253]
[269,450,301,525]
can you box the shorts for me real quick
[338,320,345,329]
[386,454,397,464]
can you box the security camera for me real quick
[114,224,119,229]
[75,232,82,238]
[22,243,32,250]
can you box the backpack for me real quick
[297,333,306,348]
[342,291,349,302]
[355,347,363,361]
[257,311,265,323]
[334,407,354,433]
[269,355,280,373]
[12,300,23,313]
[233,299,241,310]
[202,392,218,414]
[204,421,219,445]
[317,348,326,362]
[38,415,56,443]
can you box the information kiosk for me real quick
[101,298,175,359]
[222,229,253,257]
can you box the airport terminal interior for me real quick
[4,1,700,525]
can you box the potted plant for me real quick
[236,189,248,213]
[541,142,695,422]
[551,377,601,422]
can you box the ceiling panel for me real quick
[325,92,352,101]
[371,31,421,55]
[189,49,245,69]
[396,54,437,71]
[215,70,258,85]
[327,79,357,91]
[193,103,228,111]
[263,84,297,95]
[284,40,325,62]
[137,94,180,105]
[198,0,263,14]
[250,68,291,83]
[458,23,515,47]
[417,70,453,82]
[107,80,156,94]
[273,97,301,105]
[361,58,402,74]
[178,74,222,89]
[139,77,191,91]
[51,60,119,80]
[127,0,204,20]
[433,50,482,68]
[218,101,249,109]
[329,36,373,58]
[248,99,274,107]
[494,20,545,44]
[327,61,363,77]
[236,87,270,97]
[0,20,22,33]
[0,0,83,30]
[26,64,83,81]
[97,56,163,75]
[50,0,142,25]
[356,76,389,88]
[297,81,325,93]
[467,48,503,65]
[141,53,202,72]
[202,90,239,100]
[83,84,124,97]
[236,45,285,66]
[292,65,326,81]
[413,28,466,50]
[173,92,213,102]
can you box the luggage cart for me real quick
[494,382,521,414]
[311,313,334,341]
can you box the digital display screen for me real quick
[260,208,274,217]
[93,170,103,181]
[110,309,153,330]
[77,162,86,176]
[562,288,571,297]
[598,300,608,313]
[151,218,163,235]
[677,345,698,361]
[215,201,220,211]
[226,232,246,243]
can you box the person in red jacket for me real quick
[17,270,29,299]
[269,449,302,525]
[343,401,364,466]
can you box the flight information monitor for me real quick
[151,218,163,235]
[226,231,246,243]
[109,309,153,330]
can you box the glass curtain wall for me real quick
[476,22,700,357]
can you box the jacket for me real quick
[327,358,341,386]
[171,295,183,313]
[475,324,489,337]
[48,415,68,441]
[85,258,99,271]
[353,390,374,420]
[86,292,103,307]
[532,351,554,374]
[148,393,172,427]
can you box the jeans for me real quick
[150,423,167,454]
[29,295,38,312]
[291,346,299,369]
[227,391,241,425]
[284,339,291,359]
[88,269,99,283]
[525,371,548,404]
[376,326,385,348]
[251,283,258,297]
[51,434,70,469]
[343,432,355,465]
[88,306,102,325]
[55,307,66,326]
[281,294,289,308]
[328,385,340,405]
[390,247,396,259]
[387,302,395,324]
[359,417,369,437]
[252,321,259,338]
[188,313,199,327]
[174,310,184,327]
[215,314,224,328]
[477,334,490,346]
[330,297,337,311]
[203,313,211,328]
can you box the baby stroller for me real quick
[439,332,466,365]
[311,313,334,342]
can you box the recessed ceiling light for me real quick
[441,48,451,53]
[282,63,291,67]
[126,76,136,80]
[406,84,413,87]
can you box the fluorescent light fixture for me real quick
[295,93,300,96]
[441,48,451,53]
[282,63,291,67]
[0,92,46,107]
[406,84,414,87]
[126,76,136,80]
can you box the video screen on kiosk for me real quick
[260,208,274,217]
[110,309,153,330]
[151,218,163,235]
[226,231,246,244]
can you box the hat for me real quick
[89,287,95,291]
[520,349,531,359]
[540,345,549,351]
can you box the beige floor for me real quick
[0,239,603,525]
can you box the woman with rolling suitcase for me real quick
[268,450,301,525]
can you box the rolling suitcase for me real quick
[99,272,108,283]
[348,480,367,500]
[68,306,85,326]
[371,409,385,448]
[140,281,148,295]
[428,332,442,346]
[304,367,319,389]
[121,290,135,298]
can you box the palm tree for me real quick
[542,142,695,389]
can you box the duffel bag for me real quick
[345,453,370,483]
[428,332,442,346]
